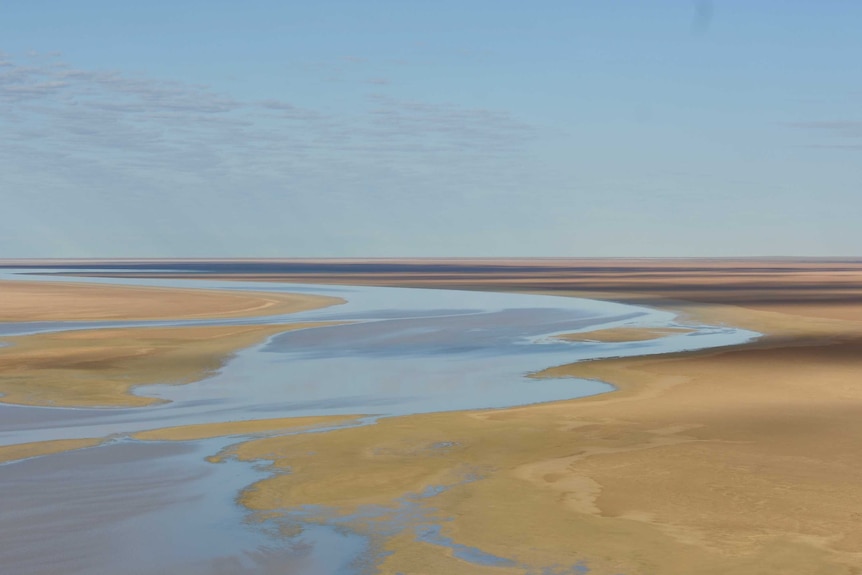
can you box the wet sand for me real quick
[0,323,335,408]
[132,415,357,442]
[0,273,345,410]
[0,417,360,466]
[0,438,103,465]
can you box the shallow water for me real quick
[0,435,370,575]
[0,268,760,574]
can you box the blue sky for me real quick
[1,1,860,257]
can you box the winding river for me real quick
[0,268,759,574]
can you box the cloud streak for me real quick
[0,53,536,178]
[0,53,542,256]
[787,120,862,148]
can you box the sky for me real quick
[1,0,860,258]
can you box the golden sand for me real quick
[227,295,862,574]
[0,279,343,322]
[0,278,343,408]
[0,322,337,408]
[0,438,103,464]
[555,326,693,343]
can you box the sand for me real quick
[0,415,358,466]
[132,415,357,442]
[218,264,862,575]
[0,323,336,407]
[229,327,862,573]
[7,261,862,573]
[555,326,693,343]
[0,278,343,407]
[0,438,103,465]
[0,279,343,322]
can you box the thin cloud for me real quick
[788,120,862,149]
[789,121,862,138]
[0,52,542,227]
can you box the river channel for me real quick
[0,268,759,574]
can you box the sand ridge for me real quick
[0,279,343,322]
[0,278,344,407]
[0,438,103,465]
[554,326,693,343]
[0,323,338,407]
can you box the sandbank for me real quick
[0,438,103,465]
[0,279,343,322]
[0,323,336,408]
[133,415,357,442]
[555,326,692,343]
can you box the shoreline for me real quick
[0,276,346,409]
[0,277,727,458]
[3,266,861,573]
[221,287,862,574]
[0,322,339,408]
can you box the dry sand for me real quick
[0,279,343,321]
[555,326,693,342]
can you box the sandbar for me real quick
[0,323,336,408]
[0,278,344,408]
[0,279,343,322]
[0,438,103,465]
[133,415,358,442]
[555,326,693,343]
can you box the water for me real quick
[0,267,761,573]
[0,436,370,575]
